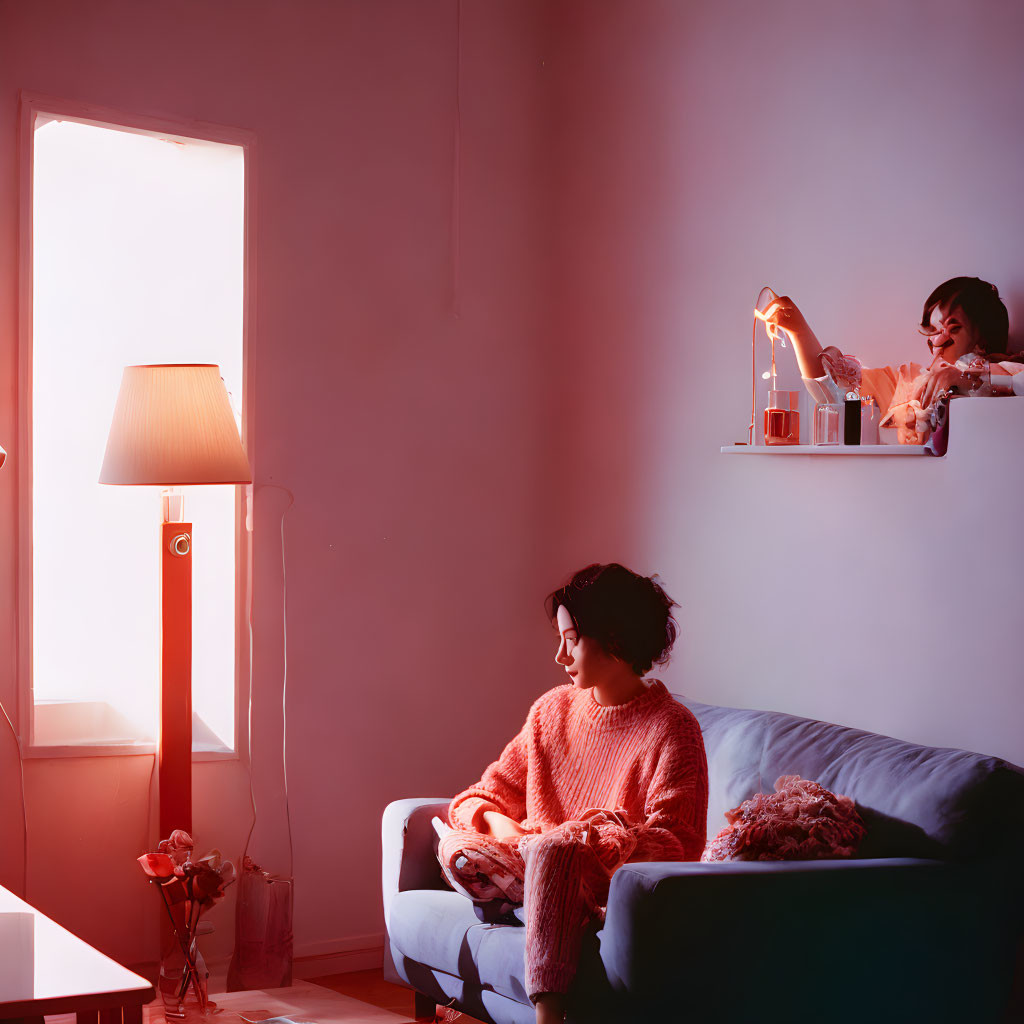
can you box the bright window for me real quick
[31,116,245,752]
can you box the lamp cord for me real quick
[279,487,295,882]
[242,485,295,883]
[142,747,157,851]
[244,552,256,858]
[0,698,29,898]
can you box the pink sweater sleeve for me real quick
[591,718,708,867]
[448,722,529,832]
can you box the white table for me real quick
[0,885,153,1024]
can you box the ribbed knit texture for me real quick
[446,680,709,998]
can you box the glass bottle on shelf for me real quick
[813,403,842,445]
[764,390,800,445]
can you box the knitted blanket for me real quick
[701,775,866,862]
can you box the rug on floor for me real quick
[44,980,413,1024]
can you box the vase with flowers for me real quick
[138,830,235,1020]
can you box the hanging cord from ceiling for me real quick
[451,0,463,319]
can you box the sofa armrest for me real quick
[601,858,1014,1020]
[382,797,452,928]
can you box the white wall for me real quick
[547,0,1024,777]
[679,399,1024,764]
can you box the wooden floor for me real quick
[309,970,488,1024]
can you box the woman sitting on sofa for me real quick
[436,563,709,1024]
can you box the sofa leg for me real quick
[413,991,436,1021]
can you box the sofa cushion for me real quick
[389,890,531,1005]
[388,889,617,1011]
[599,858,1012,1021]
[683,697,1024,861]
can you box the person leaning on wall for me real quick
[763,277,1024,445]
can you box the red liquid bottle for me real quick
[764,390,800,445]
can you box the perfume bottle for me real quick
[844,397,861,445]
[764,390,800,445]
[813,402,842,445]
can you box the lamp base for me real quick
[160,518,193,840]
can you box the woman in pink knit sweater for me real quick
[437,563,709,1024]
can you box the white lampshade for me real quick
[99,364,251,485]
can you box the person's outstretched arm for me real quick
[763,294,826,380]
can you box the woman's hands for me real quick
[578,807,634,828]
[760,294,826,380]
[481,810,527,842]
[920,361,982,409]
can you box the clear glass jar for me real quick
[764,390,800,445]
[813,403,842,445]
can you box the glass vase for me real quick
[159,938,210,1020]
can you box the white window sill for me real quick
[24,744,237,761]
[28,700,235,759]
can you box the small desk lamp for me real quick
[100,364,251,840]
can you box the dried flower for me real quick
[137,852,176,878]
[157,829,195,867]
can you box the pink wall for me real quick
[0,0,562,970]
[3,0,1024,977]
[546,0,1024,774]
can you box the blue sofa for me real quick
[382,696,1024,1023]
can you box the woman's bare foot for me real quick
[534,992,565,1023]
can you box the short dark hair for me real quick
[545,563,679,676]
[921,276,1008,355]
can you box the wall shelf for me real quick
[720,444,928,456]
[722,397,1024,457]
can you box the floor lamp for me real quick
[100,364,251,841]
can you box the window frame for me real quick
[17,92,256,760]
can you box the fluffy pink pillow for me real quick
[701,775,866,862]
